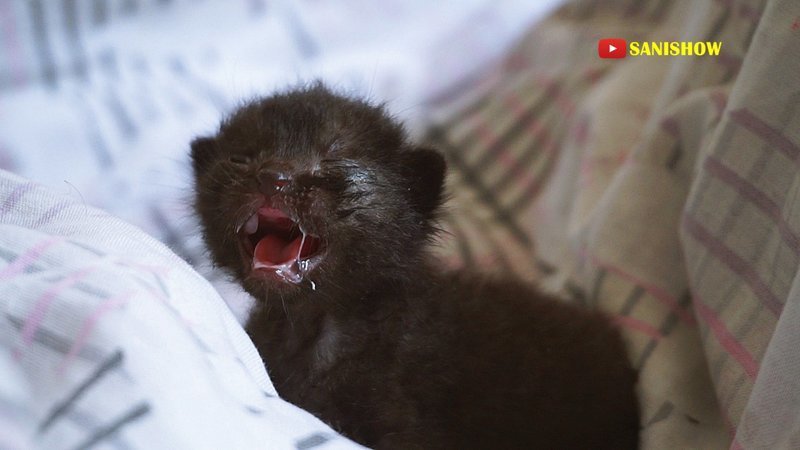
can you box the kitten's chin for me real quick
[237,204,325,287]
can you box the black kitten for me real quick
[191,84,639,449]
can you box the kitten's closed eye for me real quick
[228,155,250,165]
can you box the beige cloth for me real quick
[426,0,800,448]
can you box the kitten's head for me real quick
[191,84,445,300]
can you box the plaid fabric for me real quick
[0,169,364,449]
[425,0,800,448]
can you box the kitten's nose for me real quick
[258,171,290,195]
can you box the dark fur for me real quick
[191,84,640,449]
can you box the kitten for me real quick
[191,84,639,449]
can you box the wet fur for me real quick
[191,84,640,449]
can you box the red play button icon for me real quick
[598,38,627,59]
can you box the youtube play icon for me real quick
[598,38,627,59]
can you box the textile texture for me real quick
[424,0,800,448]
[0,169,364,449]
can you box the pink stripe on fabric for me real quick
[461,78,557,163]
[503,94,526,118]
[660,117,680,138]
[470,92,550,156]
[572,115,590,147]
[469,110,536,176]
[582,67,607,85]
[513,138,559,203]
[464,93,553,188]
[494,126,552,183]
[583,250,697,325]
[15,267,96,358]
[505,97,550,149]
[694,296,760,381]
[57,291,133,374]
[470,114,500,151]
[710,91,728,115]
[0,236,62,280]
[730,439,744,450]
[506,96,554,154]
[579,150,628,188]
[715,52,742,72]
[31,201,72,228]
[736,2,762,22]
[730,108,800,163]
[612,315,664,341]
[683,215,784,315]
[499,95,554,171]
[0,181,36,219]
[533,77,574,117]
[721,406,738,438]
[704,155,800,254]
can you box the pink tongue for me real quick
[254,235,302,267]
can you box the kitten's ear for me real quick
[190,136,218,173]
[401,147,447,216]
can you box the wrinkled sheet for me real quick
[424,0,800,448]
[0,169,364,449]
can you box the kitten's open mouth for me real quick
[238,206,323,284]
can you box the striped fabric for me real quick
[425,0,800,448]
[0,169,364,449]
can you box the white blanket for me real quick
[0,169,363,449]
